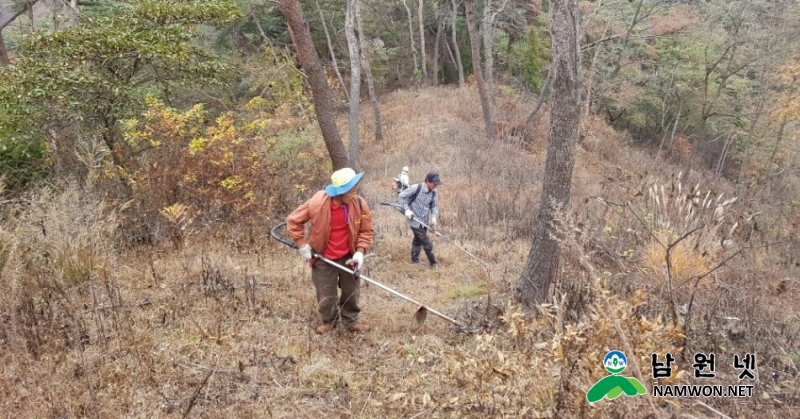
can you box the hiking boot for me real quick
[411,246,421,264]
[315,324,333,334]
[430,263,438,270]
[348,323,371,333]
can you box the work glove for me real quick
[298,243,313,261]
[350,251,364,270]
[429,217,437,227]
[405,209,414,220]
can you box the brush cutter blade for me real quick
[412,305,428,330]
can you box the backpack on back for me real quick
[407,183,435,209]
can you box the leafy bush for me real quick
[122,95,328,232]
[0,0,241,189]
[0,134,48,188]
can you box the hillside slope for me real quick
[1,86,798,418]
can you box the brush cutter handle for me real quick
[270,221,465,328]
[380,202,442,235]
[271,222,299,249]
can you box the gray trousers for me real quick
[311,255,360,327]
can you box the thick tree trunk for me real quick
[279,0,349,170]
[345,0,361,170]
[418,0,428,84]
[355,0,383,142]
[516,0,582,307]
[464,0,493,139]
[314,0,349,100]
[451,0,465,87]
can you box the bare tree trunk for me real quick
[464,0,493,139]
[433,12,444,85]
[0,31,9,66]
[279,0,349,170]
[50,0,59,32]
[355,0,383,142]
[714,132,734,180]
[655,103,681,163]
[418,0,428,84]
[451,0,465,87]
[26,0,34,33]
[443,33,457,76]
[0,0,40,62]
[66,0,78,26]
[524,67,552,126]
[482,0,509,107]
[483,0,494,106]
[583,24,608,119]
[345,0,361,170]
[402,0,420,83]
[315,0,349,100]
[0,0,38,30]
[516,0,582,307]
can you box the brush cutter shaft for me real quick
[316,255,461,326]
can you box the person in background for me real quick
[397,171,442,269]
[392,166,410,194]
[287,168,374,334]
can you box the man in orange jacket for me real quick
[287,168,374,334]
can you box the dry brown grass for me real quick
[1,85,799,418]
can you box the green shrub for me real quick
[510,28,550,92]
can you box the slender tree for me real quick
[314,0,349,99]
[345,0,361,170]
[464,0,494,139]
[402,0,420,82]
[482,0,510,106]
[418,0,428,84]
[355,0,383,142]
[277,0,349,170]
[451,0,465,86]
[483,0,494,105]
[516,0,582,306]
[432,0,446,85]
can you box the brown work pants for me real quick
[311,256,360,327]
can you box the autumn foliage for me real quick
[122,94,328,233]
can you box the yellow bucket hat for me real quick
[325,168,364,197]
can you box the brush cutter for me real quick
[380,202,491,269]
[270,222,479,334]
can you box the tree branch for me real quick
[0,0,40,31]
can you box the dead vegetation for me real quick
[1,86,798,418]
